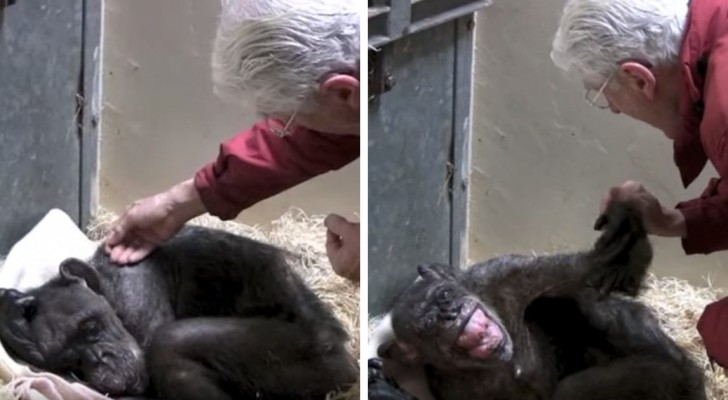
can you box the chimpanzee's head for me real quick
[0,258,147,396]
[380,263,513,370]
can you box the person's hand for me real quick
[104,179,207,265]
[600,180,686,237]
[324,214,360,282]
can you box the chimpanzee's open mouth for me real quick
[455,306,504,359]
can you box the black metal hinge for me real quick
[368,46,396,102]
[0,0,17,28]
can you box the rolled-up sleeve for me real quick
[194,120,359,220]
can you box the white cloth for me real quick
[0,209,97,291]
[0,209,108,400]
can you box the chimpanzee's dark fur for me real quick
[378,203,706,400]
[0,225,357,400]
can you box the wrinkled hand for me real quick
[104,179,206,265]
[600,180,686,238]
[325,214,360,282]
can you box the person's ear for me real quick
[320,74,360,111]
[619,61,656,100]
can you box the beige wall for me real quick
[469,0,728,290]
[99,0,360,229]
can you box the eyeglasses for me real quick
[584,73,614,110]
[264,110,298,137]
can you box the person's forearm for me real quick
[167,179,208,222]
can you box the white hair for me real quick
[550,0,688,86]
[211,0,360,116]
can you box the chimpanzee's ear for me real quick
[59,258,102,294]
[377,339,420,366]
[0,288,37,322]
[417,263,458,281]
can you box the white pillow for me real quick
[0,208,98,291]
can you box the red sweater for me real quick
[193,119,359,220]
[677,0,728,369]
[673,0,728,255]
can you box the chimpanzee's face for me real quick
[0,258,147,396]
[384,263,513,370]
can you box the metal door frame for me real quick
[367,1,491,314]
[0,0,101,241]
[79,0,102,229]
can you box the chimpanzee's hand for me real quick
[104,179,206,265]
[324,214,360,282]
[600,180,686,238]
[368,358,420,400]
[589,200,652,297]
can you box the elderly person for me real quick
[551,0,728,368]
[104,0,361,282]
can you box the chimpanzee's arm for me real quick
[464,203,652,305]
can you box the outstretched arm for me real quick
[466,202,653,303]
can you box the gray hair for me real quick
[211,0,360,116]
[550,0,688,86]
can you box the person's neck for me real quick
[655,64,684,138]
[297,110,360,136]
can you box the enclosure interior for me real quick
[469,0,728,291]
[0,1,360,397]
[369,0,728,316]
[368,0,487,315]
[100,0,360,229]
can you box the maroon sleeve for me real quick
[193,120,359,220]
[697,296,728,368]
[675,44,728,254]
[675,174,728,255]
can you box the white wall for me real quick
[469,0,728,290]
[99,0,360,229]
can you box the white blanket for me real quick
[0,209,109,400]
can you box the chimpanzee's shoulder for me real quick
[174,224,282,250]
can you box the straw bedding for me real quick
[368,273,728,400]
[0,208,360,400]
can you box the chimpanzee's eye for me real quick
[79,318,100,337]
[438,288,452,301]
[22,303,36,322]
[424,315,437,331]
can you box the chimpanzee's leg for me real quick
[577,293,690,362]
[147,318,357,400]
[552,294,707,400]
[552,356,705,400]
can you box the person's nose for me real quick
[608,101,620,114]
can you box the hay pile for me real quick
[369,274,728,400]
[641,274,728,399]
[0,385,13,400]
[84,208,361,400]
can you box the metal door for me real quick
[0,0,100,254]
[368,0,491,315]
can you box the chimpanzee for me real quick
[371,202,707,400]
[0,225,358,400]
